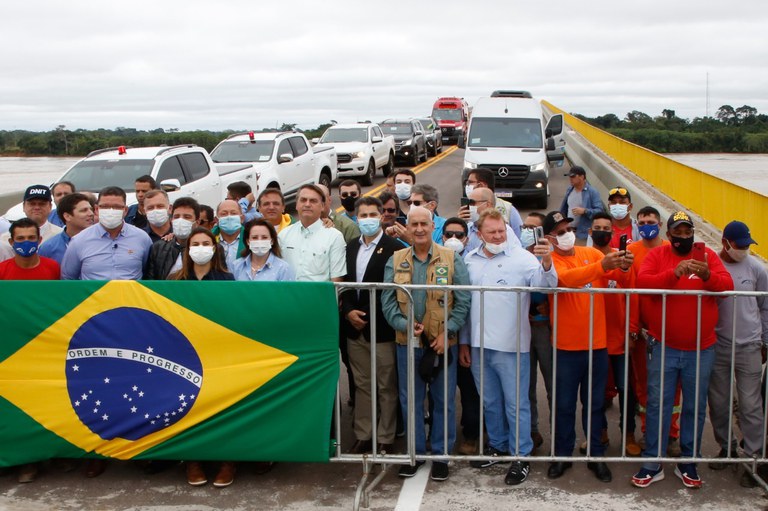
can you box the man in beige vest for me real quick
[382,206,470,482]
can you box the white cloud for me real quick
[1,0,766,130]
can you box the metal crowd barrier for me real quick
[331,283,768,510]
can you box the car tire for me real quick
[383,153,394,177]
[436,137,442,154]
[410,148,419,166]
[362,158,375,186]
[419,142,428,162]
[318,171,331,191]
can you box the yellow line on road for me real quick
[335,146,459,213]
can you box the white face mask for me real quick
[395,183,412,201]
[188,246,215,265]
[469,205,480,223]
[249,239,272,257]
[172,218,194,239]
[444,237,465,253]
[464,184,475,197]
[556,231,576,251]
[520,228,536,248]
[98,208,124,230]
[726,241,749,262]
[484,242,506,255]
[146,209,169,227]
[609,204,629,220]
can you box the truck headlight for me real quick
[465,161,478,169]
[352,151,365,159]
[402,139,413,146]
[530,162,546,172]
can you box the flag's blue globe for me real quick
[65,307,203,441]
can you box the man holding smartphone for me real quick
[631,211,733,489]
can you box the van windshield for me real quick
[58,159,154,192]
[432,109,463,121]
[319,128,368,143]
[211,141,275,163]
[468,118,543,149]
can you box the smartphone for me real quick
[619,234,627,252]
[460,197,471,208]
[692,241,706,261]
[395,216,407,227]
[533,226,544,244]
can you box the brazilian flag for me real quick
[0,280,339,466]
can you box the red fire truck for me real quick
[431,97,470,147]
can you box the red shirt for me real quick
[636,244,733,350]
[609,223,634,249]
[0,257,61,280]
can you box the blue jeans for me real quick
[396,344,457,458]
[554,348,608,457]
[643,339,715,469]
[471,348,532,455]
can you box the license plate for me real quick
[442,137,449,141]
[495,191,514,198]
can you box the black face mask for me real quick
[340,196,358,213]
[670,235,694,255]
[591,230,612,248]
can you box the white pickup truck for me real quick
[313,123,395,185]
[211,131,337,203]
[4,144,255,220]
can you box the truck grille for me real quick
[486,164,530,186]
[442,127,455,136]
[337,153,352,164]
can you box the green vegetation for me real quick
[0,123,335,157]
[574,105,768,153]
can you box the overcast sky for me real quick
[1,0,766,131]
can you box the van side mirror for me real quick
[371,136,383,143]
[277,153,294,164]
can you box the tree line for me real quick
[574,105,768,153]
[2,106,767,157]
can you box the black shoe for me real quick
[547,461,572,479]
[740,469,758,488]
[531,432,544,450]
[431,461,449,481]
[708,448,729,470]
[587,462,612,483]
[398,461,425,478]
[470,446,509,468]
[505,461,530,485]
[347,439,372,454]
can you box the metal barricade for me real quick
[332,282,768,510]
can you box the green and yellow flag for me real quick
[0,280,339,466]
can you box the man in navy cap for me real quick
[0,185,63,262]
[707,220,767,488]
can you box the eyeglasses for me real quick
[340,192,359,199]
[552,227,576,236]
[609,187,628,196]
[444,231,466,240]
[407,200,427,206]
[382,208,398,214]
[467,199,488,206]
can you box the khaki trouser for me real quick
[348,333,398,444]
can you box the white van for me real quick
[462,91,564,208]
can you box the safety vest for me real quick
[392,243,456,346]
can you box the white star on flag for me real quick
[131,407,137,413]
[95,400,101,406]
[147,347,154,353]
[138,391,144,397]
[104,377,110,383]
[132,385,138,391]
[81,394,88,401]
[72,365,79,372]
[144,414,150,419]
[102,414,109,421]
[179,394,186,401]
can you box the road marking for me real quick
[394,461,430,511]
[335,146,459,213]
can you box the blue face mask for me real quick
[358,217,381,237]
[218,215,242,235]
[520,228,535,248]
[13,240,39,258]
[638,223,659,240]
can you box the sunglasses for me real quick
[444,231,466,240]
[407,200,428,206]
[609,187,628,196]
[340,192,359,199]
[382,208,398,214]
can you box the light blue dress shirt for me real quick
[61,223,153,280]
[38,230,72,264]
[231,252,295,282]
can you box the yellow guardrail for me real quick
[543,100,768,259]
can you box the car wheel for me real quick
[419,142,428,162]
[383,153,394,176]
[318,172,331,191]
[410,148,419,166]
[436,137,442,154]
[362,158,375,186]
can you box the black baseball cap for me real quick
[667,211,694,230]
[23,185,52,202]
[543,211,573,235]
[568,166,586,177]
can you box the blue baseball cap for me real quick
[723,221,757,246]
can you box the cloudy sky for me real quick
[1,0,766,131]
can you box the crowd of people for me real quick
[0,164,766,492]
